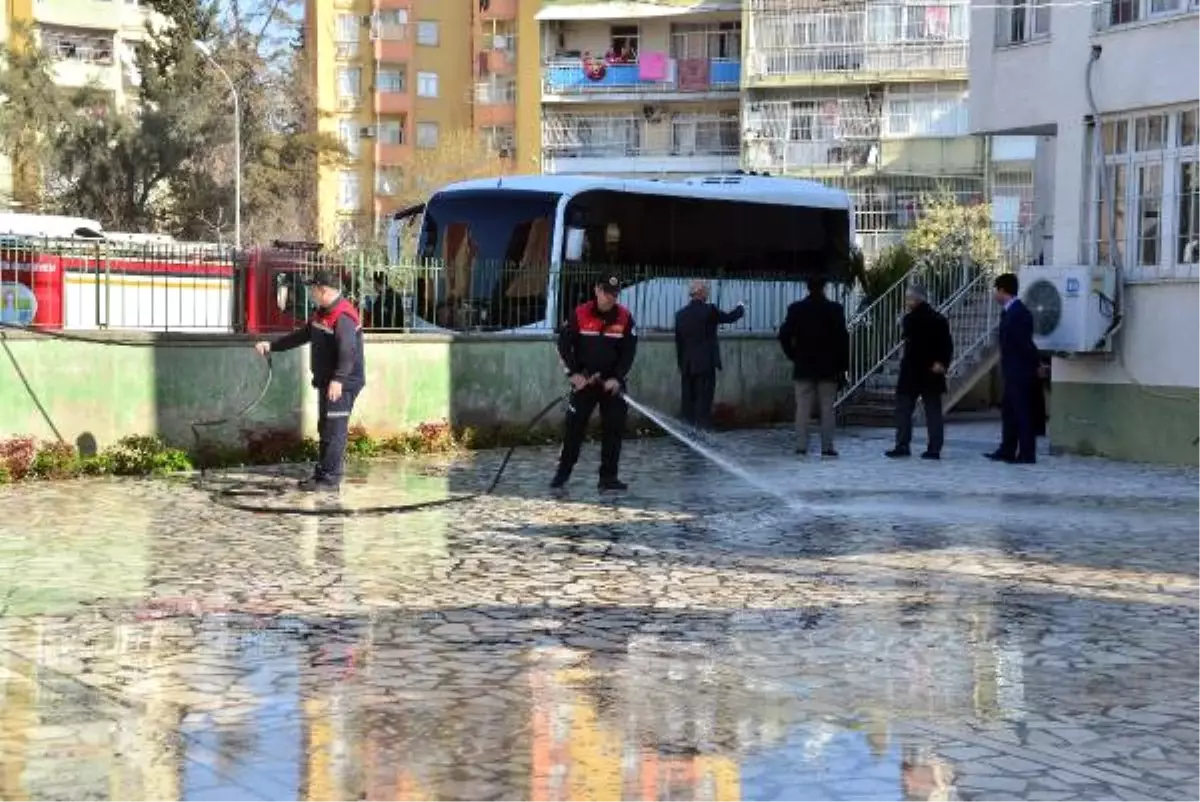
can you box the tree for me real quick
[400,128,507,211]
[0,23,70,210]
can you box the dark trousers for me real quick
[1000,380,1036,461]
[316,387,358,483]
[556,386,627,480]
[679,370,717,429]
[894,390,944,455]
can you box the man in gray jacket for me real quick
[674,280,744,432]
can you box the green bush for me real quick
[104,436,193,476]
[31,442,80,479]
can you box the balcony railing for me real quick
[542,58,741,96]
[747,41,967,80]
[744,138,881,172]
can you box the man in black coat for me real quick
[886,284,953,460]
[988,272,1040,464]
[674,280,744,432]
[778,277,849,457]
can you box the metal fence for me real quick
[0,237,845,335]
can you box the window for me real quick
[336,14,358,42]
[416,122,439,149]
[417,71,438,98]
[887,99,911,136]
[609,25,639,59]
[995,0,1050,46]
[376,9,407,25]
[337,66,362,98]
[482,126,515,155]
[669,22,742,60]
[377,169,404,196]
[1097,0,1194,28]
[886,91,969,138]
[1179,161,1199,263]
[788,101,818,142]
[1136,163,1162,266]
[416,20,439,46]
[476,78,516,104]
[41,27,114,64]
[338,119,361,159]
[338,171,361,210]
[379,119,404,145]
[377,68,406,93]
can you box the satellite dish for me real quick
[1025,279,1062,336]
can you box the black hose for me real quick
[2,322,568,516]
[205,393,568,517]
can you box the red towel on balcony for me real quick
[677,58,710,91]
[638,51,668,81]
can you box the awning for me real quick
[536,1,740,21]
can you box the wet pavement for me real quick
[1,422,1197,801]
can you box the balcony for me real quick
[542,58,741,101]
[744,137,883,175]
[542,113,740,175]
[372,23,412,62]
[376,142,412,166]
[746,2,969,85]
[480,43,517,75]
[478,0,518,20]
[375,89,411,115]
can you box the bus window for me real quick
[417,189,559,330]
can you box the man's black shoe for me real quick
[598,477,628,492]
[885,448,911,459]
[985,451,1015,462]
[821,449,839,458]
[549,473,569,489]
[920,451,940,460]
[1013,455,1037,464]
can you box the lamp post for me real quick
[193,40,241,249]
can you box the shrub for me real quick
[242,428,317,464]
[347,425,379,459]
[0,436,37,481]
[104,435,192,476]
[31,441,80,479]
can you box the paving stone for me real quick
[0,422,1195,800]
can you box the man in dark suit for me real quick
[778,277,849,457]
[886,283,953,460]
[989,272,1040,464]
[675,280,745,432]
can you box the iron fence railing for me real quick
[0,237,851,335]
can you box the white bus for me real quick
[387,173,855,333]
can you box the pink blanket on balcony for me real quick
[638,51,669,81]
[677,58,710,91]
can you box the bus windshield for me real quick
[416,189,559,330]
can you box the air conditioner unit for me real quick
[360,125,376,138]
[1017,264,1118,353]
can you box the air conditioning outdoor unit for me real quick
[1017,264,1118,353]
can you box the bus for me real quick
[386,173,855,333]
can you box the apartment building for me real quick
[535,0,743,178]
[2,0,151,205]
[971,0,1199,463]
[742,0,984,255]
[306,0,539,245]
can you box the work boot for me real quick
[920,451,941,460]
[821,449,839,458]
[549,472,570,490]
[885,447,911,458]
[597,477,628,492]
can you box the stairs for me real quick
[837,226,1038,426]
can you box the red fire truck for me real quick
[0,215,333,334]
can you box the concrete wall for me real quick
[1050,282,1200,464]
[0,333,793,449]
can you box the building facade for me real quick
[535,1,743,178]
[2,0,152,206]
[742,0,985,255]
[306,0,540,245]
[970,0,1199,463]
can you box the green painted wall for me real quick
[0,332,793,449]
[1050,381,1199,465]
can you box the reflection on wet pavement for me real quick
[1,423,1197,801]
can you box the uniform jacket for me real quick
[777,295,849,381]
[674,299,744,375]
[558,301,637,383]
[897,301,954,396]
[998,298,1039,387]
[270,296,366,391]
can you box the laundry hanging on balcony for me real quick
[638,51,669,81]
[677,58,710,91]
[925,6,951,38]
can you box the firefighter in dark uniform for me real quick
[551,274,638,492]
[254,269,366,491]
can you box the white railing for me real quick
[748,42,968,80]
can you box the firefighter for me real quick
[254,269,366,491]
[551,274,638,492]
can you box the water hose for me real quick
[1,322,569,515]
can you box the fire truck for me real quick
[0,213,333,334]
